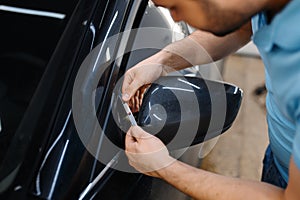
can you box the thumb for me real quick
[122,72,143,102]
[124,80,142,101]
[128,126,152,140]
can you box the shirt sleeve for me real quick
[286,78,300,171]
[293,117,300,170]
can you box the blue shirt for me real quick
[251,0,300,182]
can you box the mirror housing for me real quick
[137,76,243,150]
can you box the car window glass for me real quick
[0,0,79,166]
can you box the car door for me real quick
[0,0,230,199]
[0,0,196,199]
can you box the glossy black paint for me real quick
[0,0,153,199]
[138,76,243,150]
[0,0,79,165]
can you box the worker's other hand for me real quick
[122,55,169,113]
[125,126,175,178]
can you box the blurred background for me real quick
[200,45,269,181]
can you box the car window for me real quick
[0,0,79,166]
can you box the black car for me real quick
[0,0,242,199]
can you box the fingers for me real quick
[138,84,151,107]
[128,90,140,113]
[125,130,137,150]
[124,127,176,176]
[127,84,151,113]
[122,70,143,102]
[121,70,134,101]
[128,126,154,141]
[134,90,140,111]
[125,126,146,150]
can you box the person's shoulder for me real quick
[272,0,300,50]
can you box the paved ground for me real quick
[200,55,269,181]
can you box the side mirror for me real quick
[137,76,243,150]
[110,76,242,150]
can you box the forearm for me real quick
[159,160,285,200]
[189,21,252,62]
[157,21,252,73]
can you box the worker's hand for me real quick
[127,84,150,113]
[122,55,169,113]
[125,126,175,178]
